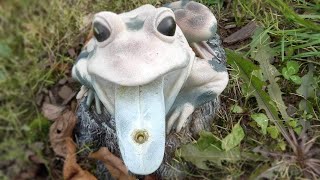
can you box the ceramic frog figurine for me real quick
[72,0,228,176]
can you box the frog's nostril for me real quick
[133,130,149,144]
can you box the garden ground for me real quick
[0,0,319,179]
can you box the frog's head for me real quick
[86,5,194,175]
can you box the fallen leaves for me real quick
[42,103,66,121]
[89,148,135,180]
[45,75,136,179]
[221,122,245,151]
[63,138,97,180]
[49,110,77,157]
[49,110,99,179]
[62,138,136,180]
[49,110,136,179]
[58,85,77,105]
[223,21,257,44]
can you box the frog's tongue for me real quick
[115,77,165,175]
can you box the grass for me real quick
[0,0,319,179]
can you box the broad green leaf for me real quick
[196,131,221,150]
[296,64,317,112]
[286,61,299,75]
[290,75,302,84]
[281,67,290,80]
[177,143,242,169]
[294,126,302,135]
[267,126,279,139]
[251,113,268,135]
[240,82,255,98]
[299,101,314,114]
[278,140,286,151]
[231,104,244,114]
[226,50,290,142]
[250,28,290,123]
[250,28,280,80]
[0,67,7,82]
[0,42,12,59]
[221,123,244,151]
[249,163,274,180]
[287,119,297,128]
[252,69,265,81]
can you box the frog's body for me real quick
[72,0,228,176]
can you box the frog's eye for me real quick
[157,16,176,36]
[93,22,111,42]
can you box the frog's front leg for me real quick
[167,56,228,133]
[72,40,102,114]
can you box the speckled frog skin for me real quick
[72,0,228,176]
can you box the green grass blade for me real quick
[266,0,320,31]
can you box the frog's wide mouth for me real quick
[114,77,165,175]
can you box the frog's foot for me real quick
[86,89,102,114]
[77,86,102,114]
[76,85,88,100]
[167,1,217,43]
[166,103,195,134]
[191,41,218,60]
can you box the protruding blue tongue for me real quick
[115,78,165,175]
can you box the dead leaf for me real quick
[49,90,57,104]
[62,92,77,105]
[224,21,257,44]
[224,24,236,29]
[44,96,50,104]
[144,175,157,180]
[89,147,135,180]
[85,29,94,45]
[68,48,77,58]
[58,85,74,100]
[63,138,97,180]
[36,93,44,106]
[49,110,76,157]
[58,78,68,85]
[41,103,66,121]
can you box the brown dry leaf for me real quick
[63,137,97,180]
[144,175,157,180]
[67,48,77,58]
[49,110,77,157]
[58,85,74,100]
[62,91,77,105]
[89,147,136,180]
[223,21,257,44]
[85,29,94,45]
[58,78,68,85]
[42,103,66,120]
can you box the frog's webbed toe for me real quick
[76,85,88,100]
[166,103,195,134]
[167,55,228,134]
[167,1,217,43]
[86,89,102,114]
[76,86,102,114]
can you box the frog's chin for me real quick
[114,77,165,175]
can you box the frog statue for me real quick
[72,0,229,178]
